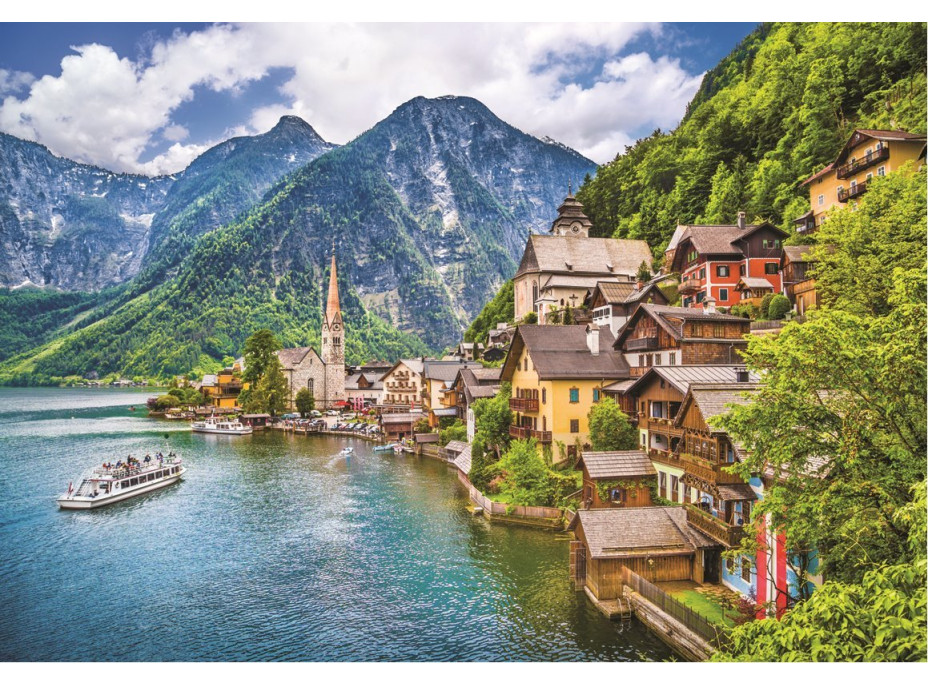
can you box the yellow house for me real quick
[200,368,247,409]
[500,324,630,464]
[797,129,926,233]
[421,360,483,427]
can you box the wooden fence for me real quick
[419,444,441,459]
[619,566,730,649]
[455,471,562,519]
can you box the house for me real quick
[449,367,501,439]
[797,129,926,232]
[200,368,245,409]
[422,360,483,427]
[585,280,669,336]
[578,450,655,509]
[780,245,820,315]
[513,192,653,323]
[613,303,750,377]
[500,323,629,464]
[569,507,722,603]
[379,411,425,441]
[438,439,469,463]
[487,322,516,349]
[455,341,485,361]
[379,359,426,409]
[344,370,385,410]
[733,277,775,308]
[667,213,788,309]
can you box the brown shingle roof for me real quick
[580,451,656,479]
[505,325,629,380]
[614,304,749,349]
[736,277,775,291]
[669,222,789,271]
[277,346,317,369]
[625,365,761,397]
[515,235,653,279]
[577,507,717,558]
[677,383,761,433]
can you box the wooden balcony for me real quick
[509,397,539,412]
[647,417,682,435]
[838,180,868,202]
[680,453,743,485]
[648,448,680,466]
[836,146,889,179]
[685,504,744,548]
[678,280,703,296]
[626,336,660,351]
[509,425,552,443]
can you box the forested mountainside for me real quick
[0,116,334,292]
[576,22,927,256]
[0,96,595,381]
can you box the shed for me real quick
[578,451,656,509]
[240,413,271,429]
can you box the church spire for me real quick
[325,252,341,324]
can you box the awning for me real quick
[431,408,458,417]
[717,483,757,501]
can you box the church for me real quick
[277,253,347,410]
[513,191,654,324]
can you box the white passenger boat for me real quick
[191,415,253,435]
[340,447,355,456]
[57,453,185,510]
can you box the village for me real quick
[146,127,924,660]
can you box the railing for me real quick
[457,471,561,519]
[836,146,889,179]
[626,336,660,351]
[509,425,552,443]
[647,417,682,435]
[509,397,539,412]
[678,280,703,295]
[680,453,743,485]
[838,180,868,202]
[685,504,745,548]
[619,566,730,649]
[648,448,680,465]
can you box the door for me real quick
[704,549,721,584]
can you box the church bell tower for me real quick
[321,252,346,407]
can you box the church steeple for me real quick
[549,192,593,237]
[321,251,344,367]
[325,253,341,326]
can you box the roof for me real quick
[503,325,629,381]
[576,507,718,558]
[423,360,482,382]
[542,274,622,292]
[431,408,458,417]
[465,385,500,404]
[414,433,440,444]
[668,222,789,271]
[594,281,638,304]
[625,365,762,397]
[580,451,656,479]
[801,162,835,186]
[717,483,757,501]
[515,234,653,279]
[614,304,749,348]
[201,374,218,386]
[603,379,637,393]
[380,412,425,424]
[781,245,815,265]
[676,383,761,433]
[277,346,317,369]
[453,445,473,475]
[735,277,775,291]
[443,440,468,454]
[835,129,927,164]
[469,367,502,382]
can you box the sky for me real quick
[0,22,759,176]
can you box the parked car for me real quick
[325,410,338,416]
[310,410,322,418]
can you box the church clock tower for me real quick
[321,252,346,408]
[549,184,593,237]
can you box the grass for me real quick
[670,589,739,628]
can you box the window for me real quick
[696,291,706,303]
[716,265,729,278]
[610,487,626,504]
[517,359,522,372]
[307,379,314,394]
[741,556,752,582]
[817,194,824,206]
[541,388,546,405]
[877,165,886,177]
[668,352,676,365]
[718,288,728,302]
[765,262,778,275]
[645,354,653,367]
[638,354,644,367]
[699,268,706,280]
[739,264,746,276]
[725,443,735,463]
[333,337,340,346]
[569,388,579,403]
[592,388,601,402]
[713,324,724,338]
[570,419,579,433]
[866,172,873,181]
[670,475,679,501]
[726,557,736,574]
[654,354,661,366]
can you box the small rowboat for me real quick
[373,444,397,452]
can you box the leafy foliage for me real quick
[238,330,289,416]
[587,396,638,451]
[464,280,514,344]
[295,388,315,416]
[438,420,467,446]
[471,382,512,457]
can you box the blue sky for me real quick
[0,22,758,174]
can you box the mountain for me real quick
[0,95,596,380]
[0,116,335,292]
[575,22,927,254]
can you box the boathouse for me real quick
[578,450,656,509]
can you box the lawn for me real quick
[670,589,739,628]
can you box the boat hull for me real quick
[57,468,186,510]
[191,427,253,435]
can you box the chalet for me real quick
[797,129,926,232]
[733,277,775,308]
[780,245,820,315]
[501,324,629,464]
[344,370,385,410]
[667,213,788,309]
[380,359,426,409]
[569,507,722,605]
[487,322,515,348]
[455,341,485,361]
[379,411,425,441]
[513,192,653,323]
[449,367,501,438]
[613,303,750,377]
[422,360,483,427]
[585,280,669,335]
[578,450,655,509]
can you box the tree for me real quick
[758,293,775,319]
[587,396,638,452]
[439,420,467,446]
[239,329,289,416]
[767,294,791,320]
[498,439,551,506]
[295,388,315,416]
[472,382,512,457]
[242,329,282,386]
[413,417,431,434]
[636,260,652,282]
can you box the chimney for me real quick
[735,367,750,383]
[586,323,600,356]
[636,279,644,291]
[704,297,716,314]
[737,211,746,230]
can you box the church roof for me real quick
[277,346,320,369]
[549,193,594,234]
[515,235,653,279]
[325,254,341,324]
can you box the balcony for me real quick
[838,181,868,203]
[648,448,680,465]
[685,504,744,548]
[647,417,682,435]
[680,453,743,485]
[678,280,703,296]
[626,336,660,351]
[836,146,889,179]
[509,397,539,412]
[509,425,552,443]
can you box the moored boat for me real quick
[57,453,185,510]
[191,415,253,435]
[373,443,397,452]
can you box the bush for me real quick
[767,294,791,320]
[439,420,467,446]
[759,293,775,319]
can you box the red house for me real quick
[666,212,788,310]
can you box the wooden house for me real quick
[734,277,775,308]
[613,303,749,376]
[379,411,425,440]
[780,245,820,315]
[578,450,655,509]
[585,280,669,335]
[569,507,721,601]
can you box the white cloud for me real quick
[0,23,705,173]
[0,68,35,96]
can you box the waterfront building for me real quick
[578,450,656,509]
[447,367,501,438]
[501,323,629,464]
[613,303,750,377]
[584,280,669,336]
[379,410,426,441]
[796,129,926,233]
[666,213,788,310]
[200,367,245,408]
[422,359,483,427]
[344,369,385,410]
[380,358,426,408]
[513,192,653,323]
[277,346,326,410]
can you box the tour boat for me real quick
[191,415,253,435]
[57,453,185,510]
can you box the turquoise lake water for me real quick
[0,388,673,661]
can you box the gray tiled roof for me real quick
[381,412,426,424]
[680,383,761,433]
[512,325,629,379]
[577,507,717,558]
[277,346,316,369]
[542,274,622,291]
[626,366,761,397]
[423,360,481,382]
[516,235,653,279]
[453,445,473,475]
[443,440,468,455]
[465,385,499,404]
[580,451,656,479]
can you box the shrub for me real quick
[759,293,775,319]
[768,294,791,320]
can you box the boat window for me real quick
[121,480,128,488]
[147,473,155,481]
[130,478,138,486]
[156,470,163,479]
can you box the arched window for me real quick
[307,379,314,394]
